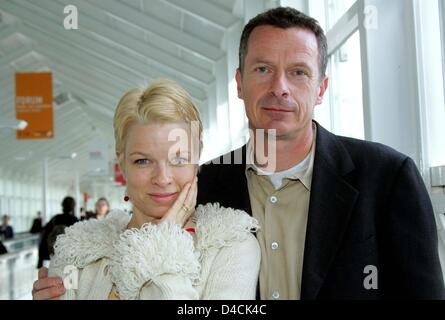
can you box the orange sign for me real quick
[15,72,54,139]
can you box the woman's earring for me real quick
[124,195,129,202]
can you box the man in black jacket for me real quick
[198,7,444,299]
[37,196,78,268]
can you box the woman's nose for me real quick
[151,164,173,186]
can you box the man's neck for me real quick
[253,122,314,173]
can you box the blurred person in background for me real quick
[80,198,110,220]
[37,196,78,268]
[91,197,110,220]
[0,239,7,255]
[29,211,43,234]
[0,214,14,240]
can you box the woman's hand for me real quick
[155,176,198,228]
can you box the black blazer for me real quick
[197,122,445,299]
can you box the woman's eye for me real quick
[134,159,150,165]
[170,157,188,165]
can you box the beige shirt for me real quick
[245,126,316,300]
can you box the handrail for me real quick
[2,233,40,254]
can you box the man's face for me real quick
[236,26,328,139]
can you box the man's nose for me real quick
[151,164,172,186]
[270,72,290,98]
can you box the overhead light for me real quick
[14,151,33,161]
[50,152,77,160]
[17,120,28,130]
[0,119,28,130]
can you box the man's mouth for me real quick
[262,107,293,112]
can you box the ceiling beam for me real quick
[165,0,239,30]
[40,0,214,84]
[87,0,225,61]
[0,43,32,66]
[0,1,209,101]
[0,23,18,40]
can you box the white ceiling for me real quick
[0,0,245,189]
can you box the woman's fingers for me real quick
[160,182,191,225]
[181,177,198,221]
[186,177,198,213]
[172,182,192,215]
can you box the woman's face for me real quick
[95,200,109,216]
[122,122,198,220]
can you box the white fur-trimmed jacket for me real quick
[48,203,261,300]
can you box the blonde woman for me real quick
[34,79,260,300]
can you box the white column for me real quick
[359,0,422,166]
[74,172,80,219]
[42,157,48,224]
[226,21,249,150]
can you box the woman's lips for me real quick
[148,192,178,204]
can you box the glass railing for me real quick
[0,233,40,300]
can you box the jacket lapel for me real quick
[300,123,359,299]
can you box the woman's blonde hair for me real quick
[113,79,203,167]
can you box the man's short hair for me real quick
[238,7,328,80]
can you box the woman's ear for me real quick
[116,151,126,177]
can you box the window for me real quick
[311,0,365,140]
[328,31,364,139]
[414,0,445,167]
[326,0,357,29]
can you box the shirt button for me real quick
[270,196,278,204]
[271,242,279,250]
[272,291,280,299]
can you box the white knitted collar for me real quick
[51,203,259,269]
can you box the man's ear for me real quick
[235,68,244,99]
[316,75,329,105]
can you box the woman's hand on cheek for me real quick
[157,176,198,227]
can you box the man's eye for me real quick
[134,159,150,165]
[295,69,307,76]
[255,66,269,73]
